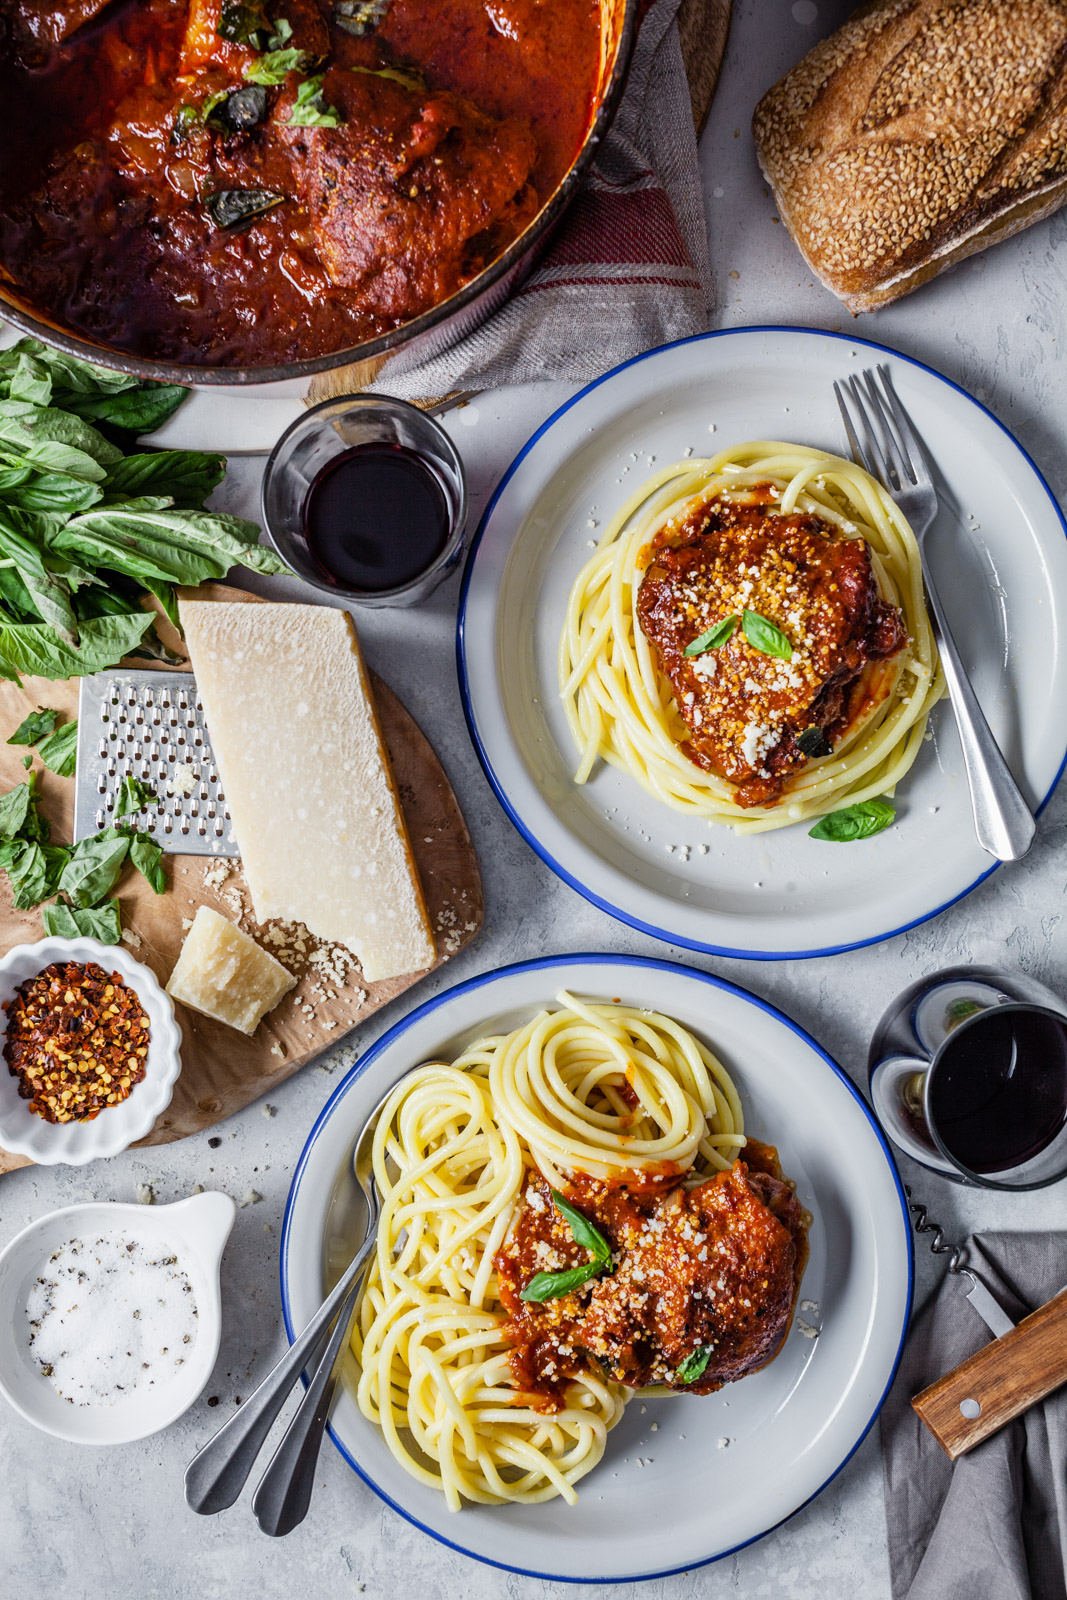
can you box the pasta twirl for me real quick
[559,442,944,834]
[351,994,744,1509]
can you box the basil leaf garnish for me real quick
[684,615,738,658]
[550,1190,613,1267]
[216,1,271,47]
[676,1345,713,1384]
[8,708,57,746]
[283,75,344,127]
[334,0,390,35]
[796,726,832,759]
[37,718,78,777]
[808,798,895,842]
[267,15,293,45]
[742,609,793,660]
[519,1260,601,1304]
[244,47,307,84]
[205,85,268,133]
[43,897,121,944]
[202,188,288,230]
[350,63,425,92]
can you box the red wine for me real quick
[928,1007,1067,1174]
[302,444,450,593]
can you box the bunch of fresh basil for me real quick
[0,763,164,944]
[0,337,285,682]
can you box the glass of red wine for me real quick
[868,966,1067,1189]
[261,394,467,607]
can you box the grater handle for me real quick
[912,1285,1067,1457]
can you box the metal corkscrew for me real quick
[904,1185,1013,1337]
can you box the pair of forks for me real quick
[835,366,1035,862]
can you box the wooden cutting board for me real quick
[0,585,482,1174]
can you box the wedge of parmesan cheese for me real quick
[178,599,436,983]
[167,906,295,1035]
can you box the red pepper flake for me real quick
[3,960,150,1123]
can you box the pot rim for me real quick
[0,0,640,388]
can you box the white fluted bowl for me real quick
[0,938,182,1165]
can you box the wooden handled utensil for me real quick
[913,1286,1067,1459]
[906,1187,1067,1459]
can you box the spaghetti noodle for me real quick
[350,993,745,1509]
[559,442,944,833]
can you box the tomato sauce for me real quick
[0,0,602,364]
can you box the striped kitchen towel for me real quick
[373,0,713,398]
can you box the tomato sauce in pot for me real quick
[0,0,602,364]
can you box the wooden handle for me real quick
[912,1287,1067,1458]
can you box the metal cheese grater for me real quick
[73,671,239,856]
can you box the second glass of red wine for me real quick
[868,966,1067,1190]
[261,394,467,607]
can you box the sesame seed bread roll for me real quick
[753,0,1067,313]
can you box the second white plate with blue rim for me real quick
[457,325,1067,958]
[280,952,912,1583]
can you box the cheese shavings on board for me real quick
[167,905,296,1035]
[178,599,436,983]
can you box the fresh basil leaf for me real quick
[172,103,201,140]
[742,609,793,661]
[9,355,53,407]
[334,0,389,35]
[23,440,109,485]
[115,774,156,817]
[283,75,344,127]
[519,1260,601,1304]
[101,451,226,509]
[684,615,737,658]
[37,719,78,777]
[66,384,188,435]
[808,798,896,843]
[796,726,832,759]
[216,0,271,45]
[42,843,72,892]
[205,84,269,133]
[0,403,122,468]
[43,897,122,943]
[0,612,154,683]
[350,62,424,91]
[129,832,166,895]
[202,188,288,230]
[0,340,139,399]
[267,14,293,44]
[20,754,31,769]
[8,707,57,746]
[676,1345,713,1384]
[57,831,130,908]
[550,1190,613,1266]
[56,504,285,586]
[0,780,32,839]
[7,840,51,909]
[244,46,307,83]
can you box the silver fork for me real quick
[834,366,1035,862]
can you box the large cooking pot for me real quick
[0,0,638,394]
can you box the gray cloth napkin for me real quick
[374,0,712,400]
[881,1232,1067,1600]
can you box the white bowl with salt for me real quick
[0,1191,235,1443]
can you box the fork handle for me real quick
[251,1273,364,1536]
[184,1221,378,1515]
[922,571,1036,861]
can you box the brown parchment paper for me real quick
[0,585,483,1173]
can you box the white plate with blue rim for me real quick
[280,953,912,1583]
[456,325,1067,958]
